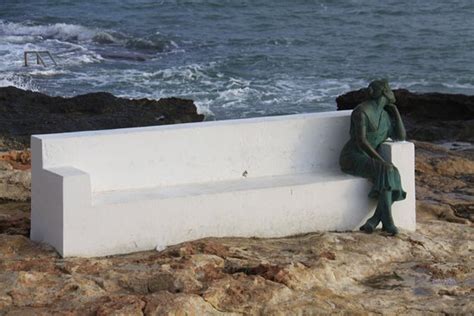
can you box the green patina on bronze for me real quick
[339,79,407,235]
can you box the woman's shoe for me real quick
[382,224,399,236]
[359,222,376,233]
[380,207,399,236]
[359,208,381,234]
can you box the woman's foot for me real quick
[359,222,376,233]
[379,199,398,236]
[382,224,399,236]
[359,215,380,234]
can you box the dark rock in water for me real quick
[336,89,474,142]
[336,88,474,120]
[0,86,205,149]
[100,52,148,61]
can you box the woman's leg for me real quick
[379,190,398,235]
[359,158,383,234]
[360,190,399,235]
[359,206,381,233]
[345,154,400,235]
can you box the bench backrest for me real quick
[32,111,351,192]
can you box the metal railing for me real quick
[24,51,58,67]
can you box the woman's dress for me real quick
[339,104,406,202]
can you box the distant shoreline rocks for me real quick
[0,86,205,150]
[336,88,474,142]
[1,86,472,151]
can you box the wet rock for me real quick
[0,202,30,235]
[0,151,31,171]
[202,273,293,314]
[0,151,31,201]
[0,169,31,202]
[96,295,146,316]
[336,88,474,120]
[0,295,12,310]
[144,292,228,315]
[0,214,472,314]
[0,86,205,150]
[336,89,474,142]
[147,271,202,294]
[414,141,473,224]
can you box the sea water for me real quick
[0,0,473,119]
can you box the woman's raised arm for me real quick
[385,104,406,141]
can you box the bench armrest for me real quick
[379,141,414,165]
[379,140,416,230]
[31,166,92,256]
[44,166,90,178]
[42,166,92,207]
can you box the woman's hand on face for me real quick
[385,103,398,113]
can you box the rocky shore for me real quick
[336,88,474,142]
[0,87,205,150]
[0,88,472,315]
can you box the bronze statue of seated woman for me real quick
[339,80,407,235]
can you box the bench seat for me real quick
[93,169,349,205]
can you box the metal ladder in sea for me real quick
[23,51,58,67]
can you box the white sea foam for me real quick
[441,82,474,90]
[108,66,370,118]
[391,79,474,94]
[0,20,95,42]
[143,62,218,83]
[194,100,215,118]
[439,142,474,152]
[0,36,103,78]
[0,35,42,43]
[391,79,431,89]
[0,74,39,91]
[29,69,70,76]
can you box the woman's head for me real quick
[368,79,396,104]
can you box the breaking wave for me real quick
[0,20,180,53]
[0,20,95,42]
[0,74,39,91]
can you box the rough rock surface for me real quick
[0,142,472,315]
[0,151,31,201]
[336,89,474,142]
[0,211,472,314]
[0,86,205,150]
[414,141,473,225]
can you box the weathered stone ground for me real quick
[0,141,472,315]
[415,141,473,225]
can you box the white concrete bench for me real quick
[31,111,415,257]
